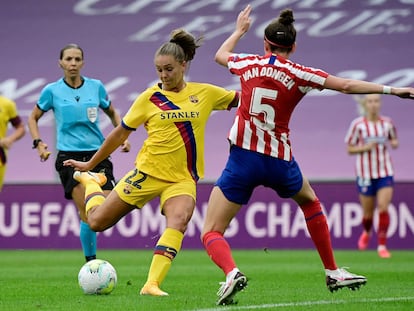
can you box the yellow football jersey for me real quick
[0,96,21,166]
[122,82,238,182]
[0,96,19,139]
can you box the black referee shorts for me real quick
[55,150,116,200]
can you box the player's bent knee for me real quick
[87,215,109,232]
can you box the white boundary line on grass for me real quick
[194,296,414,311]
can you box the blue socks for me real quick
[80,220,97,262]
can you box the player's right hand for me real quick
[37,142,50,162]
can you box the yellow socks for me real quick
[84,181,105,215]
[145,228,184,286]
[73,171,106,215]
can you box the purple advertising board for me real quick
[1,1,414,185]
[1,182,413,250]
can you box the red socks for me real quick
[300,198,337,270]
[378,211,390,246]
[362,217,373,232]
[203,199,338,272]
[361,212,389,246]
[202,231,236,275]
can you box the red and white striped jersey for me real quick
[227,53,328,161]
[345,116,397,179]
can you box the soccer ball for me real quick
[78,259,117,295]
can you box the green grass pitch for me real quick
[0,249,413,310]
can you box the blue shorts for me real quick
[356,176,394,196]
[216,145,303,204]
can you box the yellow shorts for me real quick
[114,168,196,209]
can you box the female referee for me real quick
[63,29,239,296]
[201,5,414,305]
[28,44,130,262]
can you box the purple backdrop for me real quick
[1,1,414,184]
[1,182,413,249]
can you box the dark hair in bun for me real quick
[264,9,296,53]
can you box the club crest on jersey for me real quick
[87,107,98,123]
[123,184,132,195]
[189,95,199,104]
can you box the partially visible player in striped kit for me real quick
[345,94,398,258]
[201,5,414,306]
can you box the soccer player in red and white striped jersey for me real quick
[201,4,414,305]
[227,53,328,161]
[345,94,398,258]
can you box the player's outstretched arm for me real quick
[324,75,414,99]
[63,125,132,171]
[103,104,131,153]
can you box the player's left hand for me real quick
[36,141,50,162]
[394,87,414,99]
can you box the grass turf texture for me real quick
[0,249,413,310]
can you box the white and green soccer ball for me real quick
[78,259,117,295]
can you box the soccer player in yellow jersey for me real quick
[0,95,25,191]
[63,29,239,296]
